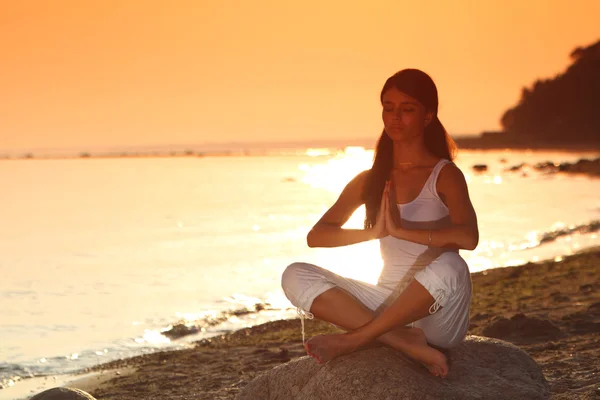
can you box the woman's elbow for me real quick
[464,232,479,251]
[306,230,318,248]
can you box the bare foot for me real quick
[304,329,449,378]
[304,333,360,363]
[397,328,449,378]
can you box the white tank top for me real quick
[377,159,453,289]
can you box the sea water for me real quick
[1,148,598,390]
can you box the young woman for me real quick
[281,69,479,378]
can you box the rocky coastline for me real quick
[470,156,600,178]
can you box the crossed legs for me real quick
[305,282,449,377]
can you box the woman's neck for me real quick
[391,136,432,168]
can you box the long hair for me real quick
[362,69,457,229]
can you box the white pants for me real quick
[281,252,472,348]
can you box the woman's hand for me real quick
[370,181,389,239]
[385,179,404,237]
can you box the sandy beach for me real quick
[18,247,596,400]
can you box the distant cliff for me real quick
[457,40,600,150]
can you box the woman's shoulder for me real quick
[438,160,463,175]
[339,169,372,197]
[437,161,468,191]
[331,169,371,207]
[355,169,372,181]
[346,169,371,191]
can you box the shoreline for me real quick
[5,248,599,400]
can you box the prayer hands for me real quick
[371,183,389,238]
[372,180,403,239]
[384,180,403,235]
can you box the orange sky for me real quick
[1,0,599,152]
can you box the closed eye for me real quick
[383,108,415,113]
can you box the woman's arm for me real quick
[387,164,479,250]
[307,170,381,248]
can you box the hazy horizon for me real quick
[1,136,375,155]
[3,134,487,157]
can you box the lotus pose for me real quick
[281,69,479,378]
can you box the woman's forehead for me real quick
[382,88,422,106]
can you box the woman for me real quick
[281,69,478,378]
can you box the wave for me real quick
[538,220,600,245]
[513,220,600,251]
[160,302,278,340]
[0,301,292,390]
[0,364,34,390]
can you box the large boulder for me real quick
[236,335,549,400]
[29,387,96,400]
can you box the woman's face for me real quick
[381,87,432,141]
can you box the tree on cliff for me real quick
[501,40,600,145]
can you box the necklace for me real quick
[392,162,413,169]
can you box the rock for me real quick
[29,387,97,400]
[472,164,488,172]
[162,322,201,340]
[483,313,564,344]
[534,161,558,172]
[236,335,549,400]
[507,162,526,172]
[528,158,600,176]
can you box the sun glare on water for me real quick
[300,147,383,284]
[301,146,374,193]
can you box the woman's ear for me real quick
[424,111,434,127]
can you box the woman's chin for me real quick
[386,131,421,142]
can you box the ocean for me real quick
[1,147,599,393]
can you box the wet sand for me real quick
[24,249,600,399]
